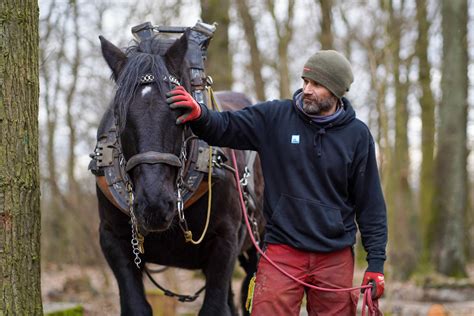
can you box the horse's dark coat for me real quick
[96,31,262,316]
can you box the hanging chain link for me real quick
[126,182,144,269]
[112,115,145,269]
[239,166,260,244]
[176,131,191,235]
[240,166,250,186]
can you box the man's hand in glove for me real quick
[361,271,385,299]
[166,86,202,124]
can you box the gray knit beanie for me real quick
[301,50,354,98]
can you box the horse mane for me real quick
[113,36,187,133]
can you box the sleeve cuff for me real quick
[367,259,385,274]
[192,103,209,126]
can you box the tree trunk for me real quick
[432,0,468,277]
[40,0,63,213]
[0,0,42,314]
[65,1,80,201]
[385,0,418,279]
[415,0,436,271]
[266,0,295,99]
[235,0,266,100]
[200,0,233,90]
[318,0,334,49]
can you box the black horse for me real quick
[94,30,263,315]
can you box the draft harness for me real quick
[89,21,260,303]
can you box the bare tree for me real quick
[201,0,233,90]
[318,0,334,49]
[432,0,468,277]
[65,1,81,202]
[381,0,419,279]
[235,0,266,100]
[266,0,295,99]
[415,0,436,271]
[0,0,42,313]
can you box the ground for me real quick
[41,263,474,315]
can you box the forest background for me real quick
[6,0,474,314]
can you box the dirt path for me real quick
[42,264,474,315]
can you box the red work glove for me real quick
[361,271,385,299]
[166,86,202,124]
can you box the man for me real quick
[167,50,387,315]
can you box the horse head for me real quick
[99,31,191,233]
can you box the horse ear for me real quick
[164,28,189,76]
[99,35,127,81]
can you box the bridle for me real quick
[118,73,185,175]
[114,72,192,268]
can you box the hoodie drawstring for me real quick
[315,128,326,157]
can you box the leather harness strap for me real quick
[97,175,125,211]
[126,151,182,172]
[93,129,215,214]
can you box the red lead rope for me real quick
[229,149,381,316]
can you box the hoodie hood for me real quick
[292,88,355,129]
[292,88,356,157]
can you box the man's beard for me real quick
[302,94,338,115]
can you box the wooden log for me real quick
[43,303,83,316]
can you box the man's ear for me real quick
[164,28,189,76]
[99,35,127,81]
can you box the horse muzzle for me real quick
[134,198,177,232]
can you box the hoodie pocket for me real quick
[271,194,345,240]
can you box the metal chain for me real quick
[176,132,187,189]
[239,166,260,244]
[112,113,145,270]
[250,215,261,244]
[176,131,189,233]
[126,182,144,269]
[240,166,250,186]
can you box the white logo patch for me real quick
[291,135,300,144]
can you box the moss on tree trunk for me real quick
[0,0,42,314]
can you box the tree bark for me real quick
[200,0,233,90]
[415,0,436,271]
[0,0,42,314]
[235,0,266,101]
[432,0,468,277]
[318,0,334,49]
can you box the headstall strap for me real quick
[139,73,182,87]
[139,74,155,84]
[164,75,181,87]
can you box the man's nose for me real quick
[303,84,316,96]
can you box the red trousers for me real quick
[251,244,358,316]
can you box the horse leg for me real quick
[199,238,238,316]
[239,246,259,316]
[100,223,152,316]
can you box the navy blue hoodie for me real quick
[191,89,387,273]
